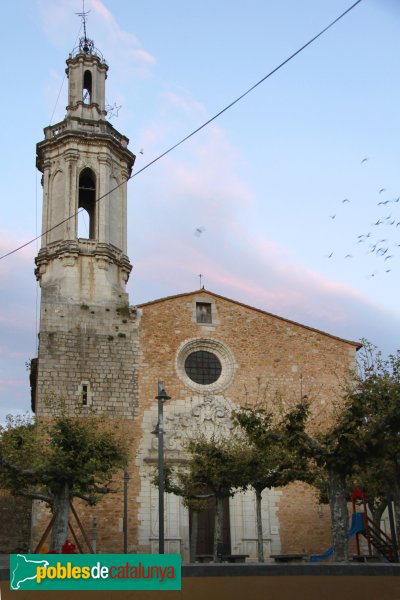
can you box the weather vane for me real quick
[76,0,94,53]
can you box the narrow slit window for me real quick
[82,384,88,406]
[78,168,96,239]
[79,381,90,406]
[83,70,92,104]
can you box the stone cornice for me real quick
[36,119,135,173]
[66,52,108,73]
[35,240,132,280]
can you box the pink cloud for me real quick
[0,234,37,269]
[0,379,25,390]
[37,0,75,47]
[163,90,205,115]
[129,119,391,343]
[132,49,156,65]
[90,0,116,24]
[91,0,138,45]
[0,314,35,330]
[89,0,156,67]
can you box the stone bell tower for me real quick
[33,33,139,417]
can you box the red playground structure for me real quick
[310,487,397,562]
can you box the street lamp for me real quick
[155,381,170,554]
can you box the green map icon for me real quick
[10,553,181,591]
[11,555,50,590]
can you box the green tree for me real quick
[284,342,400,562]
[232,405,313,562]
[0,414,128,552]
[177,434,249,562]
[348,343,400,533]
[159,463,211,562]
[282,399,372,562]
[352,462,388,526]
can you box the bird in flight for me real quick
[379,188,386,194]
[361,157,369,164]
[342,198,350,203]
[329,214,336,220]
[195,226,206,237]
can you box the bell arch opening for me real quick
[83,70,92,104]
[78,168,96,239]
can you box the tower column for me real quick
[41,160,51,248]
[65,150,79,241]
[97,153,112,245]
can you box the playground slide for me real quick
[309,513,364,562]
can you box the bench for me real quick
[351,555,378,563]
[195,554,249,563]
[271,554,305,563]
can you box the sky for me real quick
[0,0,400,422]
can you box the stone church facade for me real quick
[30,36,360,560]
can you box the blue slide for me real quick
[309,513,365,562]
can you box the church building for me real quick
[31,33,360,560]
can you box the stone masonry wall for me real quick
[131,290,358,558]
[36,301,139,418]
[32,289,358,555]
[32,298,140,553]
[0,490,32,553]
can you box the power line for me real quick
[0,0,363,262]
[49,24,82,125]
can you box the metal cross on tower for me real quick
[76,0,93,53]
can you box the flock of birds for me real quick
[132,148,396,282]
[326,157,399,279]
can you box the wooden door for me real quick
[191,496,231,556]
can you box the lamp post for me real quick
[156,381,170,554]
[123,465,130,553]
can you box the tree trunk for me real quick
[213,496,224,562]
[255,488,264,563]
[370,499,387,529]
[190,509,199,563]
[328,467,349,562]
[50,484,70,552]
[393,482,400,540]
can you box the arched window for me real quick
[83,70,92,104]
[78,168,96,239]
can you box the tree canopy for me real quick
[232,404,314,561]
[0,413,128,551]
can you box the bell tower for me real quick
[33,32,139,417]
[35,33,135,306]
